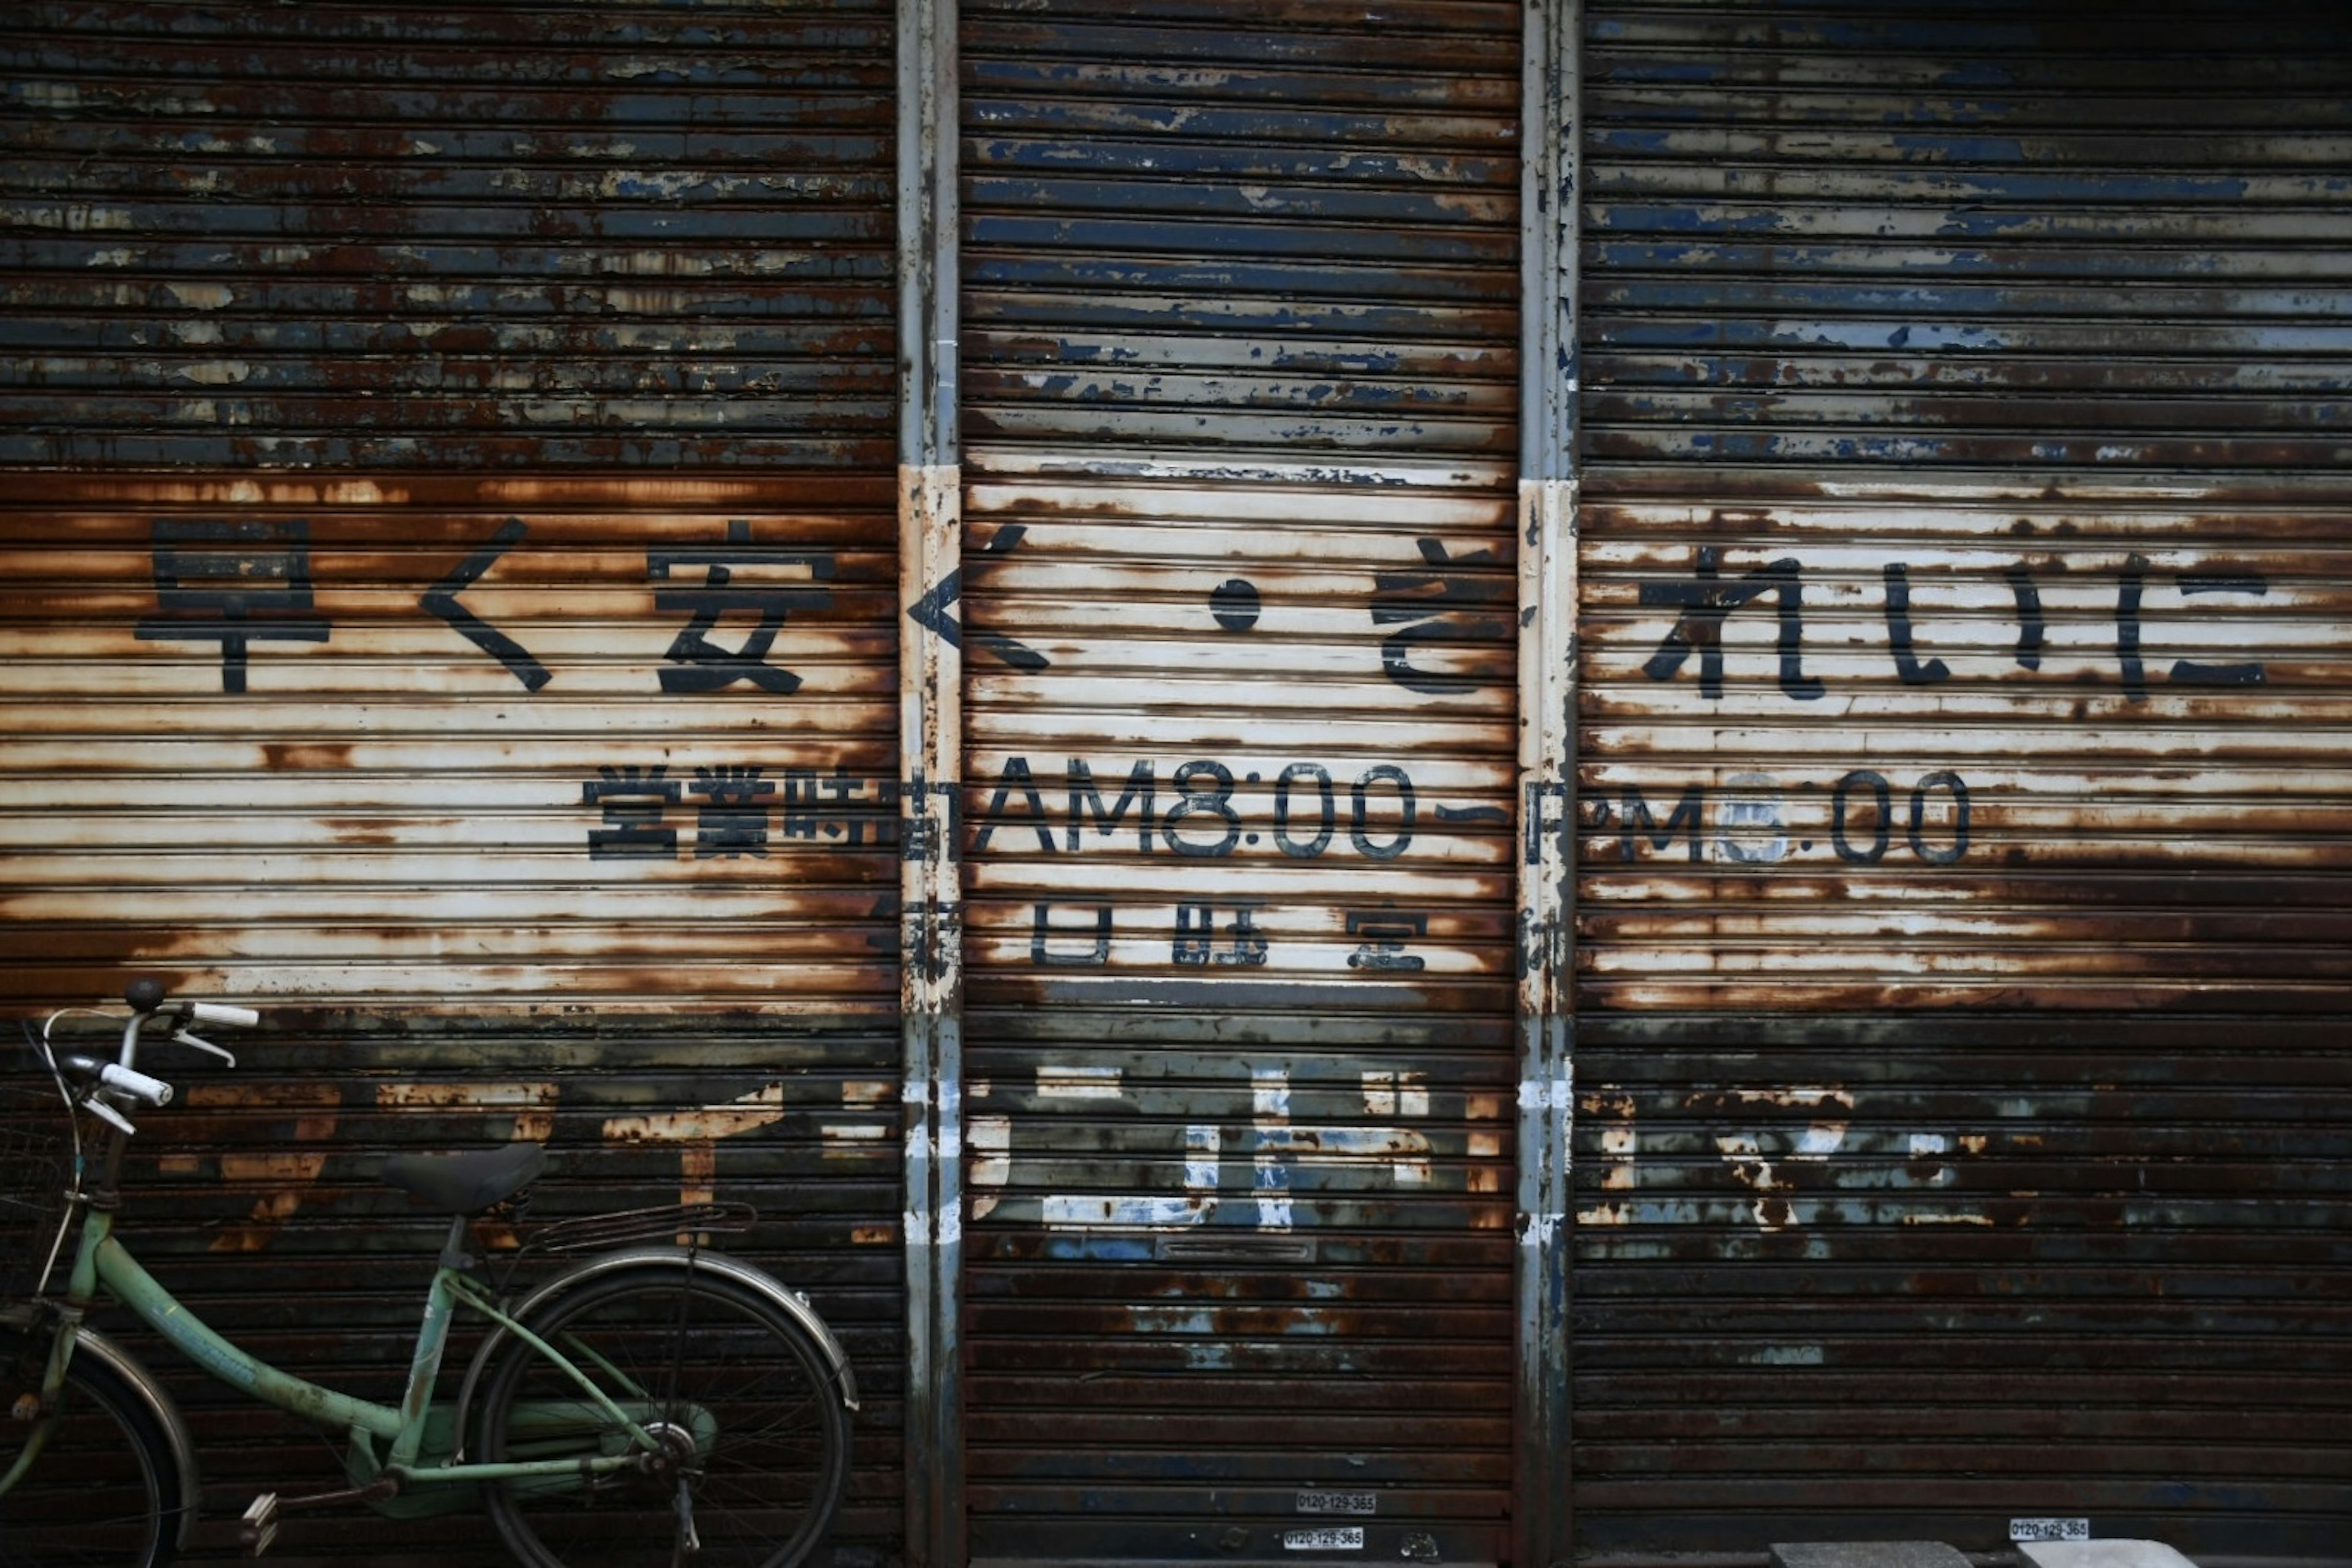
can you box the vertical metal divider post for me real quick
[898,0,965,1562]
[1516,2,1580,1565]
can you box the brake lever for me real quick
[170,1028,236,1068]
[83,1096,137,1136]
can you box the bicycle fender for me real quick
[1,1305,202,1551]
[450,1248,860,1461]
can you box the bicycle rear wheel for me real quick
[478,1267,850,1568]
[0,1327,183,1568]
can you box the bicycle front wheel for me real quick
[478,1267,850,1568]
[0,1327,183,1568]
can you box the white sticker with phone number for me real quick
[2010,1519,2091,1543]
[1283,1526,1365,1551]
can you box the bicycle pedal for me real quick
[240,1492,279,1558]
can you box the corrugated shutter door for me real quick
[0,3,895,470]
[957,2,1523,1561]
[1575,5,2352,1560]
[0,7,902,1562]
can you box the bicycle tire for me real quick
[0,1327,182,1568]
[477,1267,850,1568]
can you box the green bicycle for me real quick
[1,980,856,1567]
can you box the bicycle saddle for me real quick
[378,1142,548,1214]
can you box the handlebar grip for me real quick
[189,1001,260,1028]
[99,1063,175,1108]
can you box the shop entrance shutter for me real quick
[956,2,1526,1561]
[1574,6,2352,1559]
[0,6,905,1561]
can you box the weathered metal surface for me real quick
[0,7,907,1562]
[0,473,903,1003]
[0,1,896,471]
[11,4,2350,1566]
[897,5,965,1545]
[1515,6,1581,1567]
[956,1,1525,1561]
[64,1012,907,1564]
[1574,6,2352,1562]
[0,472,908,1561]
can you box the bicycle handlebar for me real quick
[62,1055,175,1108]
[120,982,257,1086]
[124,978,259,1030]
[27,980,259,1139]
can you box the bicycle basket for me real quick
[0,1081,72,1298]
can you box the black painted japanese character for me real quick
[905,524,1049,671]
[1032,902,1112,967]
[692,765,775,859]
[2171,569,2270,690]
[1639,546,1823,701]
[1370,538,1512,693]
[1881,563,1951,685]
[584,766,680,859]
[135,518,331,693]
[780,767,882,845]
[2004,562,2045,672]
[650,520,834,694]
[900,778,962,864]
[1171,902,1268,968]
[2116,554,2268,701]
[1346,908,1428,973]
[423,516,548,691]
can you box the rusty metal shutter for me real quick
[0,2,895,470]
[1575,5,2352,1561]
[0,6,902,1562]
[955,1,1525,1561]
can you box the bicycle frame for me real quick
[67,1230,687,1515]
[6,1011,699,1519]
